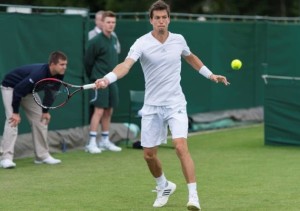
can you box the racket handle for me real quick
[83,83,96,89]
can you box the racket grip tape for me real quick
[83,83,96,89]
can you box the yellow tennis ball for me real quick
[231,59,242,70]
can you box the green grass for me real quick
[1,124,300,211]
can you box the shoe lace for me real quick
[189,193,199,202]
[151,182,169,194]
[152,186,160,193]
[152,186,164,198]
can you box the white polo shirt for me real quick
[127,32,191,106]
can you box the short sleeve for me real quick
[180,35,191,57]
[126,38,142,62]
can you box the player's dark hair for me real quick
[48,51,67,65]
[149,0,170,19]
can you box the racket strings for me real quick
[33,80,69,109]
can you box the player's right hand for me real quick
[95,78,109,89]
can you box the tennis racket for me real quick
[32,78,96,109]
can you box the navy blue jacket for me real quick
[1,63,64,113]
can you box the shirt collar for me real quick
[95,27,102,34]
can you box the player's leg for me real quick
[168,105,201,211]
[143,146,161,177]
[172,138,200,210]
[173,138,196,182]
[0,86,17,168]
[141,105,176,208]
[22,94,61,164]
[144,146,177,208]
[141,106,165,178]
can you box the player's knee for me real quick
[143,151,156,162]
[174,140,189,157]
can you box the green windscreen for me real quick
[263,22,300,145]
[0,13,88,133]
[1,12,298,145]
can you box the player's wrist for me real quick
[199,65,213,79]
[104,72,117,84]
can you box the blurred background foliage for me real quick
[1,0,300,17]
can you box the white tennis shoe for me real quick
[85,144,102,154]
[34,155,61,164]
[187,194,201,211]
[153,181,176,208]
[98,141,122,152]
[0,159,16,169]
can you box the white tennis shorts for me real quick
[140,103,188,148]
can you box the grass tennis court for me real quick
[2,124,300,211]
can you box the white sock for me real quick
[101,131,109,143]
[155,173,167,189]
[89,131,97,146]
[187,183,198,198]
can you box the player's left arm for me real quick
[184,53,203,70]
[184,53,229,85]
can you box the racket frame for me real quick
[32,78,96,109]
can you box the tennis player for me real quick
[0,51,67,169]
[95,1,229,210]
